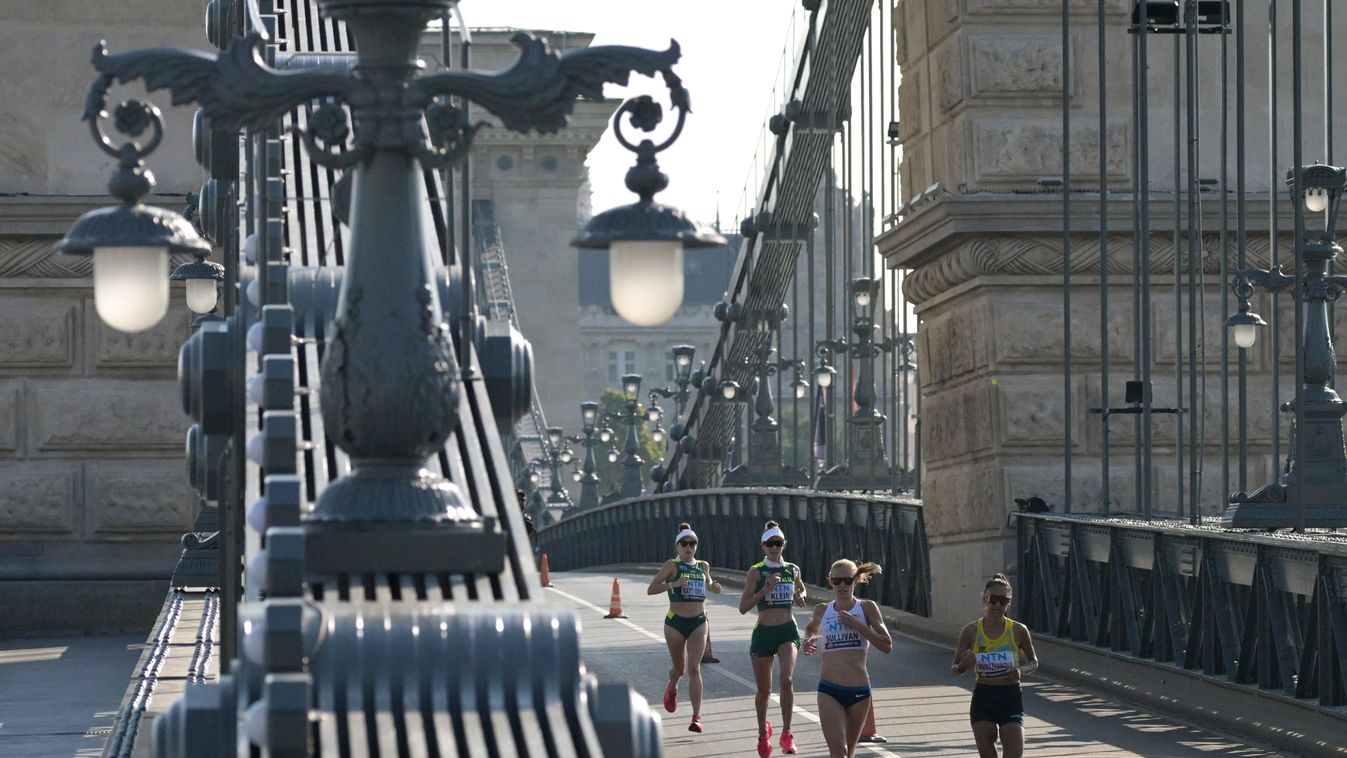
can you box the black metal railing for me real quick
[1016,514,1347,709]
[539,488,930,616]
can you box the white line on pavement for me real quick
[547,584,906,758]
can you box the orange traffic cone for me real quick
[603,577,628,619]
[701,623,720,663]
[539,553,555,588]
[857,699,887,743]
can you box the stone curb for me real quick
[576,563,1347,758]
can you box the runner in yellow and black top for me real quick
[951,573,1039,758]
[646,522,722,733]
[738,520,806,757]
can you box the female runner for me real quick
[950,573,1039,758]
[803,559,892,758]
[646,522,722,733]
[738,520,806,757]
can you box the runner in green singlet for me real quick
[951,573,1039,758]
[738,520,806,757]
[647,522,722,733]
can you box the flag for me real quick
[812,383,828,465]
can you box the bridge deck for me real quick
[551,570,1277,757]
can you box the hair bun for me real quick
[764,520,779,529]
[677,522,691,531]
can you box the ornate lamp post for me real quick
[572,99,726,325]
[543,427,575,506]
[725,306,809,486]
[616,373,647,499]
[649,344,698,421]
[59,0,698,528]
[815,276,900,491]
[1223,162,1347,528]
[570,401,604,510]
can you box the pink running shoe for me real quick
[662,682,677,713]
[757,721,773,758]
[779,730,797,754]
[688,716,703,733]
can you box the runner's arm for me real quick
[738,568,763,614]
[862,600,893,654]
[1015,622,1039,677]
[646,561,676,595]
[703,562,723,593]
[951,624,976,675]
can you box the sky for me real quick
[458,0,801,229]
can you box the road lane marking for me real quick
[548,583,906,758]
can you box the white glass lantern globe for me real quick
[815,366,834,388]
[572,470,583,482]
[94,246,170,333]
[854,288,872,309]
[651,427,665,443]
[607,449,620,463]
[529,470,541,485]
[1306,187,1329,214]
[721,381,738,401]
[559,449,573,464]
[609,240,684,326]
[599,428,613,443]
[794,380,809,400]
[645,405,661,423]
[185,278,219,313]
[1233,323,1258,349]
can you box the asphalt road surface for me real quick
[547,570,1281,758]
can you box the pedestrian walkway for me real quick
[548,570,1282,757]
[0,634,143,758]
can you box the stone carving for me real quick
[95,307,192,368]
[0,463,79,532]
[989,296,1134,366]
[919,463,1002,536]
[898,71,922,141]
[936,37,963,111]
[0,381,20,453]
[88,460,194,533]
[919,304,986,385]
[0,238,195,278]
[966,0,1129,13]
[922,380,994,462]
[34,379,186,451]
[903,233,1284,305]
[996,375,1083,447]
[970,36,1063,97]
[0,299,75,366]
[974,121,1127,182]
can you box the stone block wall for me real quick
[0,0,207,631]
[884,0,1344,622]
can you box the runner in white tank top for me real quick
[803,559,892,758]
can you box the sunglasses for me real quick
[986,595,1012,606]
[830,576,856,586]
[764,540,785,548]
[678,540,697,547]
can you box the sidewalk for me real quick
[0,634,143,757]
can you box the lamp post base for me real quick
[723,464,810,488]
[308,463,477,523]
[1222,483,1347,528]
[815,463,903,493]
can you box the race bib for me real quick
[681,579,706,600]
[769,581,795,604]
[824,617,862,650]
[976,651,1014,676]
